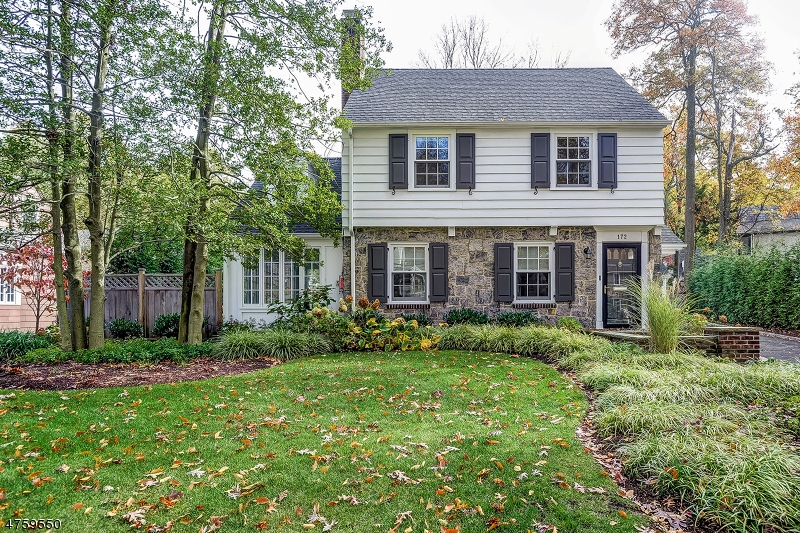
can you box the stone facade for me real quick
[345,227,598,327]
[647,229,662,280]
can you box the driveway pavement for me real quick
[760,334,800,364]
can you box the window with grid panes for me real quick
[414,136,450,187]
[242,249,321,306]
[556,135,591,186]
[242,257,260,305]
[391,245,427,301]
[0,267,15,304]
[516,245,551,299]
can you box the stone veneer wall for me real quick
[647,230,662,280]
[346,227,598,327]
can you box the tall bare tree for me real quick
[417,16,570,69]
[606,0,761,273]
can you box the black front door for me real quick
[602,243,641,328]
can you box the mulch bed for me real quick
[0,357,280,391]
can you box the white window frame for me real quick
[409,133,455,191]
[388,243,429,303]
[241,248,321,308]
[550,132,598,190]
[513,242,555,303]
[0,265,18,305]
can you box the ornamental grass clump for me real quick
[213,329,330,361]
[620,432,800,532]
[626,278,696,353]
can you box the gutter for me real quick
[348,127,355,298]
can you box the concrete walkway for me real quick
[760,334,800,364]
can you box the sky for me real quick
[345,0,799,106]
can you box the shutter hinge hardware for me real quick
[468,187,473,195]
[391,186,396,195]
[610,187,615,194]
[534,186,538,195]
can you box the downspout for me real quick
[349,127,355,297]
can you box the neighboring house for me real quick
[738,206,800,251]
[223,67,669,328]
[0,197,57,331]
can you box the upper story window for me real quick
[0,267,16,305]
[242,248,320,307]
[391,244,427,301]
[414,136,450,188]
[556,135,591,186]
[516,244,552,300]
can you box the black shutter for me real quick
[389,134,408,190]
[429,243,449,302]
[554,243,574,302]
[494,243,514,303]
[368,243,388,303]
[456,133,476,190]
[597,133,617,189]
[531,133,550,188]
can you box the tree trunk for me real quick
[684,45,697,275]
[179,1,227,345]
[49,156,71,348]
[722,113,736,243]
[44,0,71,349]
[59,0,86,351]
[84,7,113,349]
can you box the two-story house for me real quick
[223,67,669,329]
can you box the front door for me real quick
[602,244,641,328]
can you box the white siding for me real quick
[342,126,665,228]
[222,237,343,323]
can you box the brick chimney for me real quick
[341,8,363,110]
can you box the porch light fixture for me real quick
[583,247,592,257]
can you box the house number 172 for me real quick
[617,234,628,240]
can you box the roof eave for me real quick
[345,119,671,128]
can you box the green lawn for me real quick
[0,351,644,533]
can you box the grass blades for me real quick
[212,329,331,361]
[0,351,645,533]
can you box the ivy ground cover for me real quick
[0,351,644,532]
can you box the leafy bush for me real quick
[152,313,180,338]
[343,315,439,352]
[268,285,334,327]
[219,317,265,334]
[690,244,800,329]
[212,329,330,361]
[442,308,489,325]
[495,311,542,327]
[0,331,55,360]
[15,339,213,364]
[107,318,144,339]
[556,316,582,332]
[399,313,433,327]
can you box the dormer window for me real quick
[414,136,450,187]
[555,135,591,186]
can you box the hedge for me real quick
[689,243,800,329]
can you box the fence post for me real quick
[138,268,146,336]
[215,268,223,329]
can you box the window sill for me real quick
[386,303,430,310]
[512,302,556,309]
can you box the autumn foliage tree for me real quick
[0,240,65,331]
[606,0,764,268]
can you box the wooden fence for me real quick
[84,269,223,338]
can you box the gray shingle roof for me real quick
[344,68,667,123]
[661,226,686,247]
[737,206,800,235]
